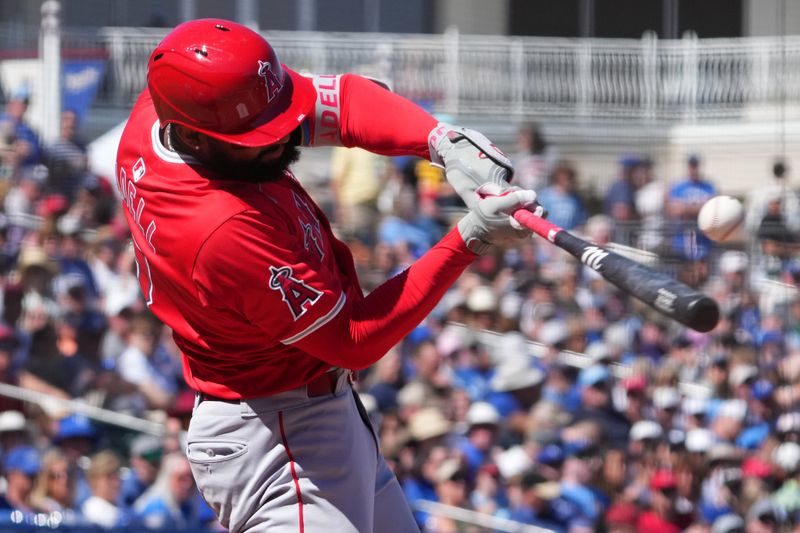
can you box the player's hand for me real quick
[457,183,540,254]
[429,123,513,209]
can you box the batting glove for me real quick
[429,123,513,209]
[457,183,541,255]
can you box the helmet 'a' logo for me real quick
[258,60,284,103]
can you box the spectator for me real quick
[665,154,717,261]
[0,87,41,169]
[604,155,641,244]
[536,161,587,231]
[511,122,558,191]
[120,434,163,507]
[81,450,132,529]
[424,457,471,533]
[0,445,40,511]
[637,469,694,532]
[744,158,800,235]
[30,448,81,519]
[43,109,89,200]
[0,411,30,452]
[52,414,96,506]
[573,365,631,450]
[457,401,501,481]
[135,452,213,529]
[329,146,386,245]
[377,183,442,259]
[117,312,178,411]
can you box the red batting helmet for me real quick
[147,19,316,147]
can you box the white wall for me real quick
[434,0,509,35]
[744,0,800,37]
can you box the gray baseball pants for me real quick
[186,371,420,533]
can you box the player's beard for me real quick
[205,143,302,183]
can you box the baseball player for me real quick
[116,19,541,533]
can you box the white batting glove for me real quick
[429,123,513,209]
[457,184,539,254]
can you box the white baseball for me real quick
[697,195,745,242]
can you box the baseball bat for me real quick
[513,210,720,332]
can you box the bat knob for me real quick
[686,297,720,333]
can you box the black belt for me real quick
[196,369,349,404]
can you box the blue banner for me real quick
[61,59,106,125]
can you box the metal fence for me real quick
[1,23,800,123]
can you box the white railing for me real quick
[3,24,800,123]
[0,381,166,436]
[414,500,557,533]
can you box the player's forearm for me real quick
[338,74,437,159]
[295,228,475,368]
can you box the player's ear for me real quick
[173,124,204,153]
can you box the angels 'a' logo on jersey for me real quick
[258,60,283,103]
[268,265,322,321]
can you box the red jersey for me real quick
[116,74,476,398]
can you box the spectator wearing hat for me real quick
[736,379,775,451]
[710,399,747,443]
[666,154,717,263]
[744,498,786,532]
[0,445,40,511]
[120,434,163,507]
[711,513,745,533]
[501,469,589,532]
[540,359,581,416]
[738,457,774,516]
[744,158,800,237]
[621,374,648,424]
[470,462,505,516]
[652,386,681,433]
[53,414,96,506]
[135,452,215,530]
[699,444,743,523]
[424,457,471,533]
[604,155,642,242]
[559,437,607,524]
[0,86,40,168]
[629,420,664,460]
[30,448,81,522]
[772,442,800,516]
[682,395,709,432]
[637,469,694,533]
[574,365,631,449]
[486,356,544,443]
[606,500,641,533]
[81,450,133,529]
[0,410,30,453]
[457,402,500,482]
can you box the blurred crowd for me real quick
[0,85,797,533]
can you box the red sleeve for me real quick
[338,74,438,159]
[291,227,476,369]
